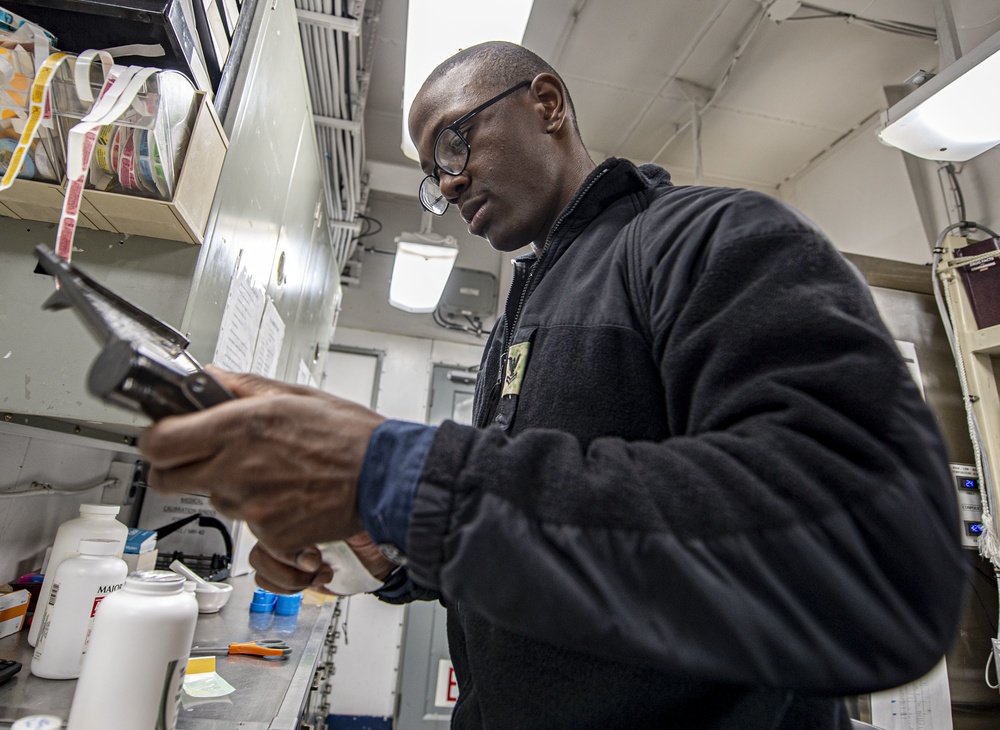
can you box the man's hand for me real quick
[138,367,386,555]
[249,533,396,595]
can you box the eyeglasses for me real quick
[419,80,532,215]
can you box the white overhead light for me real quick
[877,27,1000,162]
[389,213,459,313]
[401,0,535,162]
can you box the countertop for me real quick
[0,574,336,729]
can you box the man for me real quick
[141,42,965,728]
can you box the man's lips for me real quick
[462,199,486,235]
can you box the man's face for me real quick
[409,68,562,253]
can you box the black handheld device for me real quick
[34,245,235,420]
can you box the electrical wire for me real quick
[958,10,1000,32]
[354,214,382,240]
[790,2,937,40]
[651,1,771,164]
[938,163,967,224]
[433,307,486,337]
[0,477,117,498]
[988,645,998,690]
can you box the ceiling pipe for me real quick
[677,80,712,185]
[930,0,963,67]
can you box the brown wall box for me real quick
[0,90,228,245]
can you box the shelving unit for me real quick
[936,234,1000,561]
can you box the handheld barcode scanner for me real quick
[35,246,381,595]
[34,244,234,420]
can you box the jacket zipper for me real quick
[494,167,611,391]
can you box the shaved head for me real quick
[423,41,580,137]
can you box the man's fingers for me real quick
[138,408,223,471]
[206,366,314,399]
[249,544,333,594]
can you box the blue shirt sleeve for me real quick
[356,419,437,555]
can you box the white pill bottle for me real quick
[67,570,198,730]
[30,538,127,679]
[28,504,128,647]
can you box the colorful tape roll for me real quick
[0,137,33,179]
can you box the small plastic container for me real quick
[274,593,302,616]
[249,588,276,613]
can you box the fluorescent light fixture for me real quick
[389,228,459,313]
[402,0,535,161]
[877,27,1000,161]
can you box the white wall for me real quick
[779,116,933,265]
[0,423,138,586]
[780,113,1000,265]
[319,326,482,718]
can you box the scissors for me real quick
[190,640,291,659]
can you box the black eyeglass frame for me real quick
[418,80,533,215]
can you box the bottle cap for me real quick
[274,593,302,615]
[79,504,121,516]
[249,588,276,613]
[12,716,63,730]
[77,538,121,556]
[125,570,186,594]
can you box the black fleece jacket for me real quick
[387,158,965,729]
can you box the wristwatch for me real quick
[377,542,408,566]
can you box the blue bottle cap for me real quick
[273,592,302,615]
[249,588,277,613]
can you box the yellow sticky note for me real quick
[186,656,216,675]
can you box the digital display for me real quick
[965,521,984,536]
[957,476,980,490]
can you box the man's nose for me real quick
[438,170,468,200]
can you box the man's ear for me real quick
[530,73,569,134]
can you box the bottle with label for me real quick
[67,570,198,730]
[28,503,128,647]
[30,539,127,679]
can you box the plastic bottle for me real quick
[30,539,128,679]
[66,570,198,730]
[28,503,128,647]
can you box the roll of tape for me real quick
[94,124,115,175]
[110,125,122,173]
[0,136,34,179]
[117,126,139,190]
[135,128,158,194]
[33,141,53,180]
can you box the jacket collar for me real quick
[515,157,672,268]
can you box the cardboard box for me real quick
[0,589,30,638]
[125,528,158,554]
[123,548,159,574]
[0,91,228,245]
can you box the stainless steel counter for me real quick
[0,575,336,729]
